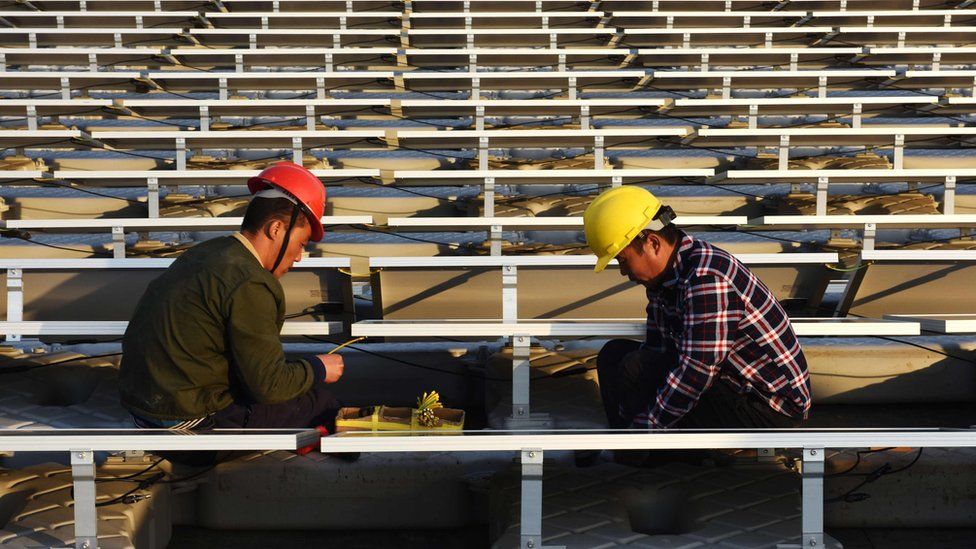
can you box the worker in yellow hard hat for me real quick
[580,186,811,466]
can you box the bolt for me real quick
[528,451,535,458]
[810,449,818,456]
[81,541,90,549]
[526,542,535,549]
[76,452,85,459]
[809,538,817,547]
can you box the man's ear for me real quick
[263,218,283,240]
[642,232,663,256]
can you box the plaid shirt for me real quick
[633,233,812,429]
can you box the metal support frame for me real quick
[893,134,905,170]
[815,177,829,216]
[580,105,590,130]
[519,449,565,549]
[175,137,186,171]
[472,77,481,100]
[292,137,303,164]
[722,76,732,100]
[26,105,37,131]
[778,135,790,170]
[483,176,495,217]
[489,224,502,257]
[502,264,517,321]
[475,106,485,131]
[147,178,159,218]
[479,136,489,169]
[61,76,71,100]
[71,449,97,549]
[748,104,758,130]
[235,53,244,73]
[306,105,316,131]
[852,103,862,128]
[818,76,827,99]
[316,76,327,99]
[863,223,877,251]
[511,335,531,421]
[568,77,577,101]
[611,175,622,189]
[801,447,825,549]
[199,105,210,132]
[700,53,709,72]
[88,53,97,73]
[111,226,126,259]
[5,268,22,343]
[593,136,604,168]
[218,77,228,101]
[944,176,956,215]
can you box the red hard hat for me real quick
[247,162,326,242]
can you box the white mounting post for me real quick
[893,134,904,170]
[61,76,71,100]
[71,449,98,549]
[722,76,731,100]
[512,335,531,421]
[475,105,485,131]
[112,226,126,259]
[306,105,316,131]
[748,104,758,129]
[611,175,623,189]
[489,224,502,257]
[88,53,97,73]
[568,76,577,100]
[199,105,210,132]
[147,177,160,218]
[580,105,590,130]
[801,447,825,549]
[175,137,186,171]
[5,268,22,343]
[863,223,877,251]
[778,134,790,170]
[26,105,37,131]
[594,135,605,169]
[483,176,495,217]
[520,449,566,549]
[502,264,517,322]
[852,103,862,128]
[815,177,829,216]
[818,76,828,99]
[292,137,303,164]
[218,77,228,101]
[479,136,489,170]
[235,53,243,73]
[316,76,327,99]
[944,176,956,215]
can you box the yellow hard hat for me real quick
[583,186,666,273]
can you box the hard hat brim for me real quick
[593,254,613,273]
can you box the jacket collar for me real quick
[659,232,695,290]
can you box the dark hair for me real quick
[241,197,308,235]
[633,223,682,247]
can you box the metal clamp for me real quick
[71,449,98,549]
[801,447,825,549]
[5,268,22,343]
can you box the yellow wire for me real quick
[825,261,874,273]
[327,336,366,355]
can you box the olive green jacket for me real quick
[119,236,323,421]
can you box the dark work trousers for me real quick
[213,380,342,431]
[140,381,341,466]
[596,338,798,430]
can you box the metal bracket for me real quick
[479,136,489,169]
[801,447,825,549]
[147,177,160,218]
[580,105,590,130]
[519,449,566,549]
[893,134,904,170]
[88,53,97,73]
[511,335,531,420]
[944,175,956,215]
[26,105,37,131]
[818,76,828,99]
[568,76,577,100]
[112,226,125,259]
[721,76,731,100]
[815,177,829,216]
[758,448,776,462]
[292,137,303,164]
[61,76,71,100]
[306,105,316,131]
[235,53,243,73]
[593,135,605,169]
[502,264,517,322]
[5,268,22,343]
[748,104,758,130]
[175,136,186,170]
[778,134,790,170]
[489,223,502,257]
[863,223,877,251]
[483,176,495,217]
[316,76,327,99]
[611,175,622,189]
[71,449,98,549]
[851,103,862,129]
[218,77,228,101]
[199,105,210,132]
[475,105,485,131]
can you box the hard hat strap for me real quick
[270,203,301,274]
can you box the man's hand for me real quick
[317,353,344,383]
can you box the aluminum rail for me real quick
[0,320,342,336]
[324,427,976,549]
[0,428,318,549]
[369,253,839,268]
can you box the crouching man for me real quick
[582,186,811,441]
[119,162,344,433]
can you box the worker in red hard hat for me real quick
[119,162,345,437]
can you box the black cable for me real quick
[95,472,165,507]
[95,458,166,483]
